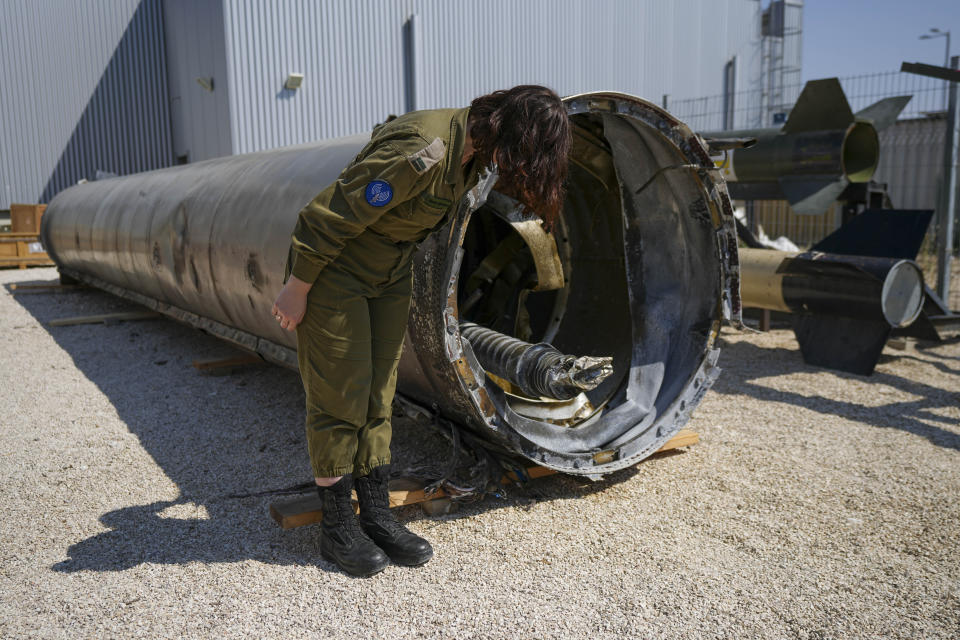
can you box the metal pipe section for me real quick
[42,91,741,477]
[458,322,613,400]
[739,247,925,327]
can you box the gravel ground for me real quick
[1,266,958,639]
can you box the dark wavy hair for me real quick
[468,85,571,229]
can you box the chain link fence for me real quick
[668,70,950,131]
[669,70,959,311]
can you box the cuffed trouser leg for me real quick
[303,413,393,478]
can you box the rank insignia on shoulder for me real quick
[365,179,393,207]
[407,137,446,174]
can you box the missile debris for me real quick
[802,207,960,343]
[740,249,924,327]
[41,92,740,476]
[458,322,613,400]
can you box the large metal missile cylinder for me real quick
[709,122,879,186]
[739,246,925,375]
[41,92,741,477]
[700,78,907,216]
[739,248,925,328]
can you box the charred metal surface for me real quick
[478,191,565,293]
[43,91,739,476]
[459,322,613,400]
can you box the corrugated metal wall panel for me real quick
[728,0,765,129]
[398,0,761,112]
[223,0,414,153]
[219,0,763,154]
[875,116,948,211]
[1,0,763,196]
[0,0,173,208]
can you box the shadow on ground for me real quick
[8,280,654,574]
[712,335,960,451]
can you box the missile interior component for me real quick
[41,92,740,477]
[458,322,613,401]
[704,78,910,215]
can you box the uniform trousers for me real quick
[295,232,415,478]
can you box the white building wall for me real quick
[218,0,764,155]
[0,0,172,206]
[0,0,767,202]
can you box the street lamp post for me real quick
[920,28,951,110]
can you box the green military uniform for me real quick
[287,107,481,478]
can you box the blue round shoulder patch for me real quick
[365,179,393,207]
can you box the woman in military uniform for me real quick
[271,85,571,577]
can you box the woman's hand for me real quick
[272,276,312,331]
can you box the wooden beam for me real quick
[9,283,87,293]
[269,428,700,529]
[49,310,161,326]
[270,494,339,530]
[901,61,960,83]
[0,232,46,240]
[654,428,699,451]
[0,258,55,269]
[192,354,264,371]
[10,282,76,290]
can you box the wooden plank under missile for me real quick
[270,429,701,530]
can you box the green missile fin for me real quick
[778,176,848,215]
[855,96,912,132]
[782,78,854,134]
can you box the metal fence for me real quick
[744,200,841,249]
[670,70,959,311]
[669,69,950,131]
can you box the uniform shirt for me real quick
[288,107,481,284]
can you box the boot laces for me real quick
[364,479,409,536]
[324,485,364,537]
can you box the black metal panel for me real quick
[792,315,892,376]
[811,209,934,259]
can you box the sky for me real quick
[802,0,960,82]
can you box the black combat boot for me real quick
[318,475,389,577]
[355,465,434,566]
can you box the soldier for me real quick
[271,85,571,577]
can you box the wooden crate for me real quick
[10,204,46,234]
[0,232,53,269]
